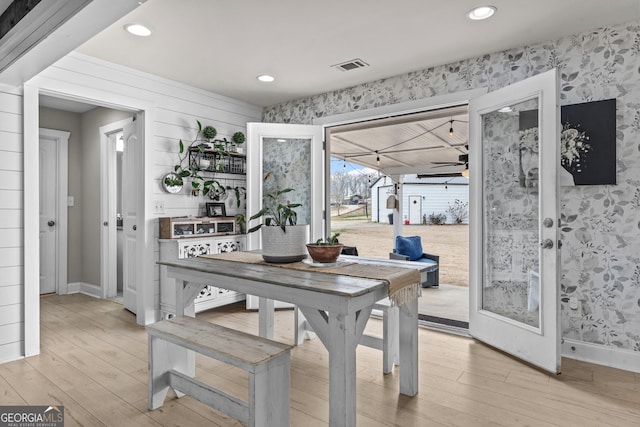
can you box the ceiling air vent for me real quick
[332,58,369,72]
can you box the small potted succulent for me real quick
[306,233,343,264]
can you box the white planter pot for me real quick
[261,224,309,263]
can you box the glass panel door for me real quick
[469,69,561,373]
[245,123,324,309]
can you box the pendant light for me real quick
[449,119,454,137]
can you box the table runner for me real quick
[200,251,421,306]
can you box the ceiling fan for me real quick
[431,153,469,177]
[431,153,468,168]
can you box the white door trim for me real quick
[100,118,133,299]
[39,128,70,295]
[24,83,156,359]
[313,88,487,245]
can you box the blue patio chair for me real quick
[389,235,439,287]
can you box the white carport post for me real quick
[390,174,404,241]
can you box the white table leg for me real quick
[328,311,358,427]
[298,305,371,426]
[398,296,419,396]
[174,279,199,318]
[258,297,274,339]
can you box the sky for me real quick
[330,157,377,176]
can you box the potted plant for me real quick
[232,131,246,153]
[248,172,309,263]
[201,125,217,141]
[235,213,246,234]
[166,121,242,199]
[306,233,343,264]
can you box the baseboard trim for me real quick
[65,282,101,299]
[562,338,640,373]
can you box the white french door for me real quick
[245,123,324,309]
[469,69,561,373]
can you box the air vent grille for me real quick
[332,58,369,72]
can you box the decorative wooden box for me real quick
[159,216,236,239]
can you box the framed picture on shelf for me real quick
[206,202,226,217]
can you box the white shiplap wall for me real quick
[3,53,262,362]
[0,84,24,362]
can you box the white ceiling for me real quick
[75,0,640,107]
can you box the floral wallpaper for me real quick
[264,20,640,353]
[262,138,312,225]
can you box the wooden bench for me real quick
[147,316,292,427]
[360,298,399,374]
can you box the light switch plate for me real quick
[154,200,165,215]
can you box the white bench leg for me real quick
[250,353,291,427]
[383,305,400,374]
[148,336,194,409]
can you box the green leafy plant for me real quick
[232,131,246,145]
[201,125,217,140]
[168,120,245,204]
[248,172,301,233]
[313,232,341,245]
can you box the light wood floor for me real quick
[1,294,638,427]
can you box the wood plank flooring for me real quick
[1,293,638,426]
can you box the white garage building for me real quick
[371,175,469,224]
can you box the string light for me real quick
[335,118,468,162]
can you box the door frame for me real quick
[313,88,487,235]
[39,128,70,295]
[100,118,133,299]
[24,83,155,357]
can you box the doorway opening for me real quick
[326,105,470,330]
[38,95,137,308]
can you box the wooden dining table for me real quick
[158,253,420,426]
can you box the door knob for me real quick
[133,225,137,231]
[47,220,55,227]
[543,218,554,228]
[541,239,554,249]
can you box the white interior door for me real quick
[39,138,58,294]
[245,122,324,309]
[122,119,141,313]
[469,69,561,373]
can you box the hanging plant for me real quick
[166,121,246,202]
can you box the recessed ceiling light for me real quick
[257,75,275,83]
[125,24,151,37]
[467,5,496,21]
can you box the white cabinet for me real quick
[159,235,246,317]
